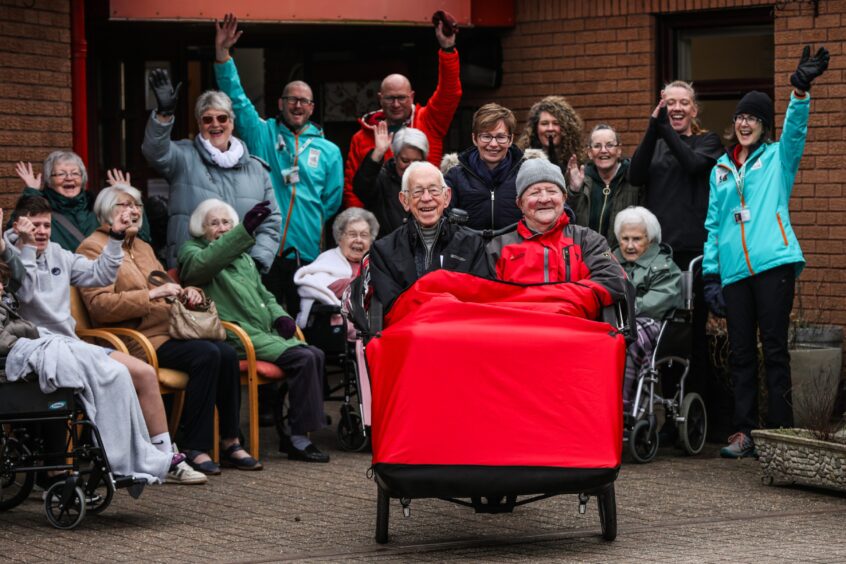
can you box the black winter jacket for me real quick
[367,217,491,311]
[443,146,524,231]
[351,150,407,239]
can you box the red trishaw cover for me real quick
[367,270,625,469]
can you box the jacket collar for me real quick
[516,209,571,240]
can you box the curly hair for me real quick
[516,96,585,167]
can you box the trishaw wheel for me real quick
[44,481,86,530]
[0,437,35,511]
[629,419,659,463]
[337,411,369,452]
[680,392,707,455]
[597,484,617,541]
[375,484,390,544]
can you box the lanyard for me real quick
[277,133,313,165]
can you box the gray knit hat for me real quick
[515,158,566,199]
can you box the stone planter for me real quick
[752,429,846,492]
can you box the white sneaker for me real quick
[166,460,208,485]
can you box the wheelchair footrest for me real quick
[114,475,147,499]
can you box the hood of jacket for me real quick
[584,158,631,187]
[358,106,417,130]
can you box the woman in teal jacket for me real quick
[178,199,329,463]
[702,45,829,459]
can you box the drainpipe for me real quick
[71,0,88,162]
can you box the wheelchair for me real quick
[0,380,147,529]
[625,256,708,463]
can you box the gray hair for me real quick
[332,207,380,244]
[613,206,662,243]
[189,198,240,237]
[391,127,430,160]
[42,150,88,191]
[589,123,620,145]
[401,161,446,193]
[93,184,144,230]
[194,90,235,124]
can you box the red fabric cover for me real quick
[368,270,624,468]
[239,360,284,380]
[342,49,462,208]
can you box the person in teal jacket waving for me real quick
[702,45,830,459]
[213,14,343,319]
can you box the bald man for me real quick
[214,14,343,318]
[343,19,463,208]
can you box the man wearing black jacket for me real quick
[366,161,490,311]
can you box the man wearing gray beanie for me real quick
[487,155,629,307]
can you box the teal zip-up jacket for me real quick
[214,58,343,261]
[703,92,809,286]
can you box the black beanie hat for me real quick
[734,91,774,130]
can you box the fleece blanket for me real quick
[294,247,352,327]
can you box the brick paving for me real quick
[2,403,846,563]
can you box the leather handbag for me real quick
[147,271,226,341]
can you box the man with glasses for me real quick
[366,161,489,312]
[213,13,343,318]
[343,13,463,209]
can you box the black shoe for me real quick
[288,444,330,463]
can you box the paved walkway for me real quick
[2,410,846,562]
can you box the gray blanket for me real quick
[5,331,171,483]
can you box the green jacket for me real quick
[567,159,642,247]
[177,225,300,361]
[613,242,681,320]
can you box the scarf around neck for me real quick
[469,149,514,186]
[199,136,244,168]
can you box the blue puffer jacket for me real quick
[215,58,343,262]
[703,92,809,286]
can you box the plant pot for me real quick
[751,428,846,493]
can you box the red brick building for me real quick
[1,0,844,330]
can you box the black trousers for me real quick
[274,345,326,435]
[262,256,311,320]
[157,339,241,452]
[723,264,795,436]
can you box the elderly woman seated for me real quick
[487,157,629,314]
[612,206,682,411]
[294,207,379,334]
[178,199,330,463]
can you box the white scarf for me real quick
[199,135,244,168]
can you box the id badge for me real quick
[733,206,751,224]
[283,166,300,185]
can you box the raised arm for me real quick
[178,224,256,286]
[141,69,184,178]
[417,21,462,139]
[628,111,660,186]
[654,106,722,175]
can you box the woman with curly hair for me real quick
[516,96,585,170]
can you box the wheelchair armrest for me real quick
[604,279,637,345]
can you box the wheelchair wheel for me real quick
[597,484,617,541]
[375,484,390,544]
[679,392,707,455]
[629,419,659,463]
[337,410,369,452]
[0,437,35,511]
[83,473,115,515]
[44,481,86,530]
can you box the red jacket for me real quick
[486,212,629,309]
[343,49,462,208]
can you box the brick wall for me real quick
[0,0,72,209]
[465,0,846,326]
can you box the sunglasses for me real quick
[201,114,230,125]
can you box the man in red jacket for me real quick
[343,17,462,208]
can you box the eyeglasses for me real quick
[590,142,619,151]
[343,230,372,240]
[734,114,761,125]
[477,133,512,145]
[51,171,82,179]
[522,186,563,199]
[206,219,233,228]
[406,186,444,199]
[281,96,314,107]
[115,201,143,210]
[201,114,230,125]
[382,95,409,104]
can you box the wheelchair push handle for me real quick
[681,255,703,311]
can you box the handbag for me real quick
[147,271,226,341]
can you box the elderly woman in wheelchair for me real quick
[612,206,706,462]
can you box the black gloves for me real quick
[790,45,830,92]
[242,201,272,235]
[703,275,726,318]
[148,69,182,116]
[274,316,297,339]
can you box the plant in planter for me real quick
[753,369,846,493]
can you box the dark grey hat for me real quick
[515,158,566,199]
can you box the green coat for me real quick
[177,225,299,361]
[613,242,682,320]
